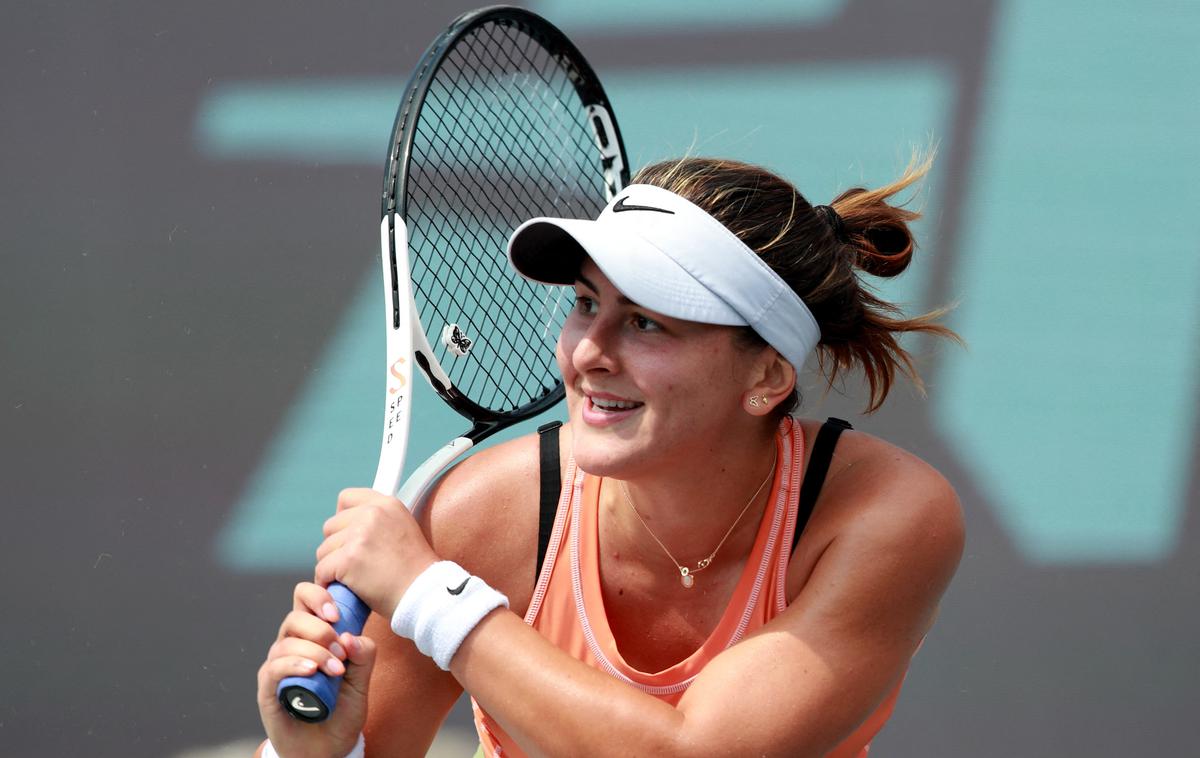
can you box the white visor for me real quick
[507,184,821,370]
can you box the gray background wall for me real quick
[2,1,1196,756]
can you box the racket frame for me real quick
[278,3,629,722]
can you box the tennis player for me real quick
[256,156,964,757]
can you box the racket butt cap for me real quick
[278,681,333,723]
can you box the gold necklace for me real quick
[619,450,777,589]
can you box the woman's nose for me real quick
[571,319,617,374]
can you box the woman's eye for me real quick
[632,314,661,332]
[574,296,597,314]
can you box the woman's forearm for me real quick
[451,609,689,758]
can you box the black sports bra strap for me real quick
[536,420,563,583]
[793,417,853,553]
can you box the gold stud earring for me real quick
[748,396,760,408]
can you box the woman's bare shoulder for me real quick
[791,418,964,595]
[416,425,564,613]
[797,417,958,509]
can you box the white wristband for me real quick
[262,732,364,758]
[390,560,509,670]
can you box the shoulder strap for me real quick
[536,420,563,583]
[793,417,853,553]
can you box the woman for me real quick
[256,156,965,757]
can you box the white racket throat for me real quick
[397,436,475,509]
[373,214,415,499]
[374,215,475,511]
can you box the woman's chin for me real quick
[568,438,647,479]
[570,449,626,478]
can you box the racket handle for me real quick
[276,582,371,722]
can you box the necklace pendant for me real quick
[680,567,695,589]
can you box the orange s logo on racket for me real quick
[388,357,407,394]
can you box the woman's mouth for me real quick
[581,393,644,425]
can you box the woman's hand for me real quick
[256,582,377,757]
[257,489,438,755]
[314,488,440,617]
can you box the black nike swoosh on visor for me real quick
[612,196,675,214]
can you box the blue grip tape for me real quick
[276,582,371,721]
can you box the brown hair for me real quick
[632,154,961,413]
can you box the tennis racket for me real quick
[277,5,629,722]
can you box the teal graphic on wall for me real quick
[200,1,1198,568]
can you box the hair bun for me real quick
[830,187,919,279]
[856,222,914,278]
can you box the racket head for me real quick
[381,5,630,438]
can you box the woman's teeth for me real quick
[592,397,640,411]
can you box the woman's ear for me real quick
[742,348,796,416]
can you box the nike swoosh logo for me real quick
[612,196,675,214]
[290,696,322,714]
[446,577,470,595]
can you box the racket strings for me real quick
[473,30,608,213]
[496,30,616,204]
[406,171,559,397]
[443,34,600,224]
[431,34,594,365]
[402,19,609,412]
[449,24,605,217]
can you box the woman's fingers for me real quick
[269,635,347,677]
[314,529,347,564]
[335,487,376,513]
[272,583,353,679]
[334,632,377,699]
[277,605,340,641]
[291,581,341,624]
[256,650,324,712]
[260,653,320,682]
[257,634,374,709]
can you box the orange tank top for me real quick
[473,418,906,756]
